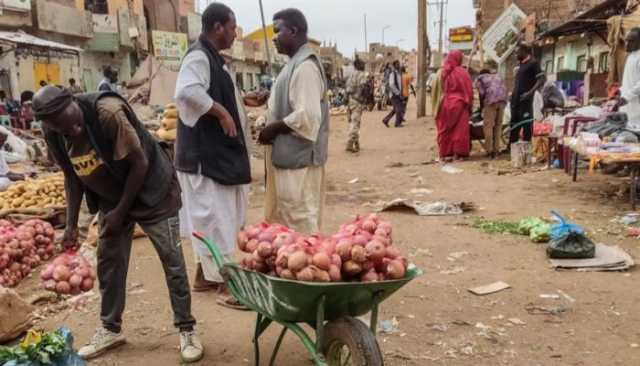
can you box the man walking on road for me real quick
[34,86,203,363]
[620,27,640,131]
[382,60,405,128]
[174,3,255,305]
[475,62,507,158]
[257,8,329,234]
[509,44,544,148]
[346,58,367,153]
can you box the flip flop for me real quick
[216,296,250,311]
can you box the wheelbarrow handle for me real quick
[192,231,228,269]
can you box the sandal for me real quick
[216,295,250,311]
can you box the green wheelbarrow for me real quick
[193,232,422,366]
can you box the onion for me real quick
[245,239,259,253]
[313,268,331,282]
[253,260,267,273]
[237,231,249,251]
[53,265,71,282]
[257,242,273,258]
[69,274,83,288]
[361,270,379,282]
[351,245,367,263]
[295,267,314,282]
[328,265,342,282]
[378,221,392,235]
[81,278,94,292]
[372,235,391,247]
[319,240,335,255]
[353,234,368,246]
[361,260,374,272]
[280,269,295,280]
[257,230,276,243]
[312,252,331,271]
[43,279,56,291]
[275,252,289,269]
[343,260,362,276]
[288,251,309,272]
[40,264,54,280]
[55,281,71,294]
[335,240,352,261]
[331,254,342,268]
[374,228,388,237]
[385,246,401,259]
[365,240,386,261]
[361,220,377,233]
[76,267,90,279]
[386,260,406,279]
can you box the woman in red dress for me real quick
[435,51,473,161]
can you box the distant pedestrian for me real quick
[509,44,544,147]
[434,50,473,161]
[382,60,405,127]
[39,80,47,88]
[68,78,84,94]
[475,62,507,158]
[345,58,367,153]
[98,66,118,93]
[620,27,640,131]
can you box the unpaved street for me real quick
[22,101,640,365]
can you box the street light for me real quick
[382,25,391,45]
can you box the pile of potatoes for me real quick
[156,103,178,142]
[0,175,65,210]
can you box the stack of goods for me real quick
[0,175,65,210]
[0,219,56,288]
[40,252,95,295]
[156,103,178,142]
[236,213,409,283]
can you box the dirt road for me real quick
[26,101,640,365]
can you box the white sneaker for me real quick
[78,327,126,359]
[180,330,204,363]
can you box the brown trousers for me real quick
[482,102,506,154]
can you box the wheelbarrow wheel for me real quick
[321,317,383,366]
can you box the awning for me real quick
[539,0,628,39]
[0,31,82,53]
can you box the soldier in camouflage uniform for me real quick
[345,58,367,153]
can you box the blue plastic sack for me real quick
[550,210,584,240]
[2,327,85,366]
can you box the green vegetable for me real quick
[472,218,520,235]
[0,329,67,364]
[518,217,547,236]
[530,224,551,243]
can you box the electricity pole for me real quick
[364,14,368,52]
[258,0,274,77]
[438,0,445,59]
[417,0,427,118]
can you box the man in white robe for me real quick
[621,28,640,131]
[174,3,256,301]
[257,8,329,234]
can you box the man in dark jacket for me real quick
[33,86,203,363]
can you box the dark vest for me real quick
[174,36,251,185]
[45,92,175,214]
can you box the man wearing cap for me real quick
[33,86,203,363]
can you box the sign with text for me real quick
[482,3,526,64]
[92,14,118,34]
[449,26,474,43]
[151,31,188,71]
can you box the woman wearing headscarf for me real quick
[434,51,473,161]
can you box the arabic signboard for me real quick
[187,12,201,41]
[482,3,526,64]
[449,26,474,43]
[152,31,188,71]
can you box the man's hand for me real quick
[219,113,238,137]
[258,122,288,145]
[244,91,270,107]
[102,209,125,237]
[62,227,79,250]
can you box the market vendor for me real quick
[257,8,329,233]
[32,86,203,363]
[621,27,640,131]
[0,130,26,191]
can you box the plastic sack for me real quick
[547,211,595,259]
[40,251,96,295]
[1,327,85,366]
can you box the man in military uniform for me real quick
[345,58,367,153]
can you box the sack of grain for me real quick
[161,117,178,130]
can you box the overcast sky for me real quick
[197,0,476,56]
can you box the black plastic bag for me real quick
[547,211,595,259]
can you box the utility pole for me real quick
[258,0,274,77]
[417,0,427,118]
[364,14,368,53]
[437,0,445,60]
[382,25,390,45]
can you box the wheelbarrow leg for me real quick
[370,303,379,334]
[268,327,288,366]
[315,295,326,351]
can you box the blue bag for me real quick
[1,327,85,366]
[550,210,584,240]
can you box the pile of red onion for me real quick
[237,214,408,283]
[0,219,57,288]
[40,252,95,295]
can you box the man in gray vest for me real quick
[257,8,329,234]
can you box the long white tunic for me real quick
[621,50,640,131]
[264,59,326,234]
[175,50,250,282]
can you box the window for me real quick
[598,52,609,73]
[85,0,108,14]
[557,56,565,71]
[577,55,587,72]
[545,60,554,74]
